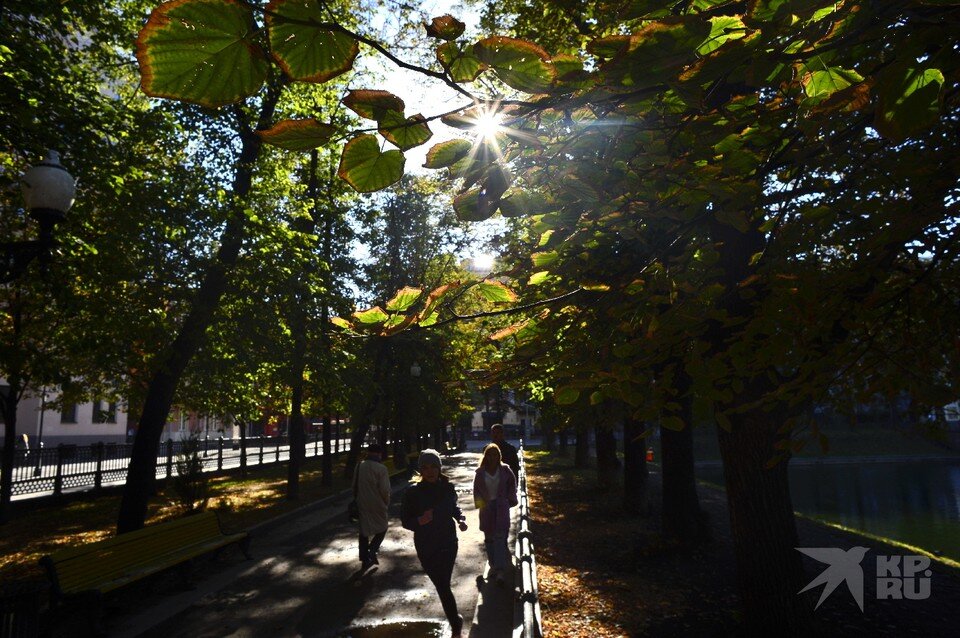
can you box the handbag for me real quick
[348,462,360,523]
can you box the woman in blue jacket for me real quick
[401,449,468,637]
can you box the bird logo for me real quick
[796,546,870,612]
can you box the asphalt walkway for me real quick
[105,452,517,638]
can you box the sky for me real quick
[351,0,505,273]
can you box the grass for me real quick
[0,457,358,583]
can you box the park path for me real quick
[104,452,516,638]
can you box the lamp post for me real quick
[2,150,76,283]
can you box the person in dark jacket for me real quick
[490,423,520,479]
[401,449,469,638]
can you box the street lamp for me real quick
[2,150,76,283]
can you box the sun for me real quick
[472,253,496,272]
[472,109,503,141]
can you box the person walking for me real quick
[401,449,468,637]
[490,423,520,478]
[473,443,518,586]
[354,443,391,571]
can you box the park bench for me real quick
[39,511,250,632]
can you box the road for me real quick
[104,452,517,638]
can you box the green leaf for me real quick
[386,286,422,312]
[554,386,580,405]
[136,0,268,107]
[552,53,584,79]
[437,42,486,82]
[477,281,518,303]
[499,189,548,217]
[715,410,732,432]
[875,66,944,141]
[424,139,473,168]
[425,14,465,40]
[330,316,352,330]
[337,135,405,193]
[531,251,558,267]
[801,66,863,100]
[528,271,551,285]
[266,0,358,82]
[453,186,505,222]
[419,311,440,327]
[378,111,433,150]
[661,415,686,431]
[586,35,631,59]
[342,89,406,120]
[697,16,746,56]
[354,306,389,324]
[600,18,711,88]
[257,118,336,151]
[418,282,461,321]
[474,36,556,94]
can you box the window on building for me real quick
[61,403,77,424]
[93,400,117,424]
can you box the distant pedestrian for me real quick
[473,443,518,586]
[401,449,468,638]
[490,423,520,478]
[354,444,391,571]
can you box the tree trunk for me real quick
[116,92,278,534]
[661,377,706,547]
[717,390,808,633]
[622,416,650,516]
[322,413,332,486]
[595,426,619,490]
[0,379,20,525]
[558,427,569,457]
[574,427,590,468]
[287,371,305,501]
[708,216,809,632]
[542,426,555,452]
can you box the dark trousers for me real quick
[419,543,462,631]
[359,531,385,561]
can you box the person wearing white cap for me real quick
[401,449,469,637]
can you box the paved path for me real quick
[106,452,517,638]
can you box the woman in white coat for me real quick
[354,443,391,570]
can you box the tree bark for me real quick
[622,416,650,516]
[708,216,809,632]
[717,387,808,634]
[286,369,305,501]
[116,91,279,534]
[595,426,619,490]
[574,427,590,468]
[0,378,20,525]
[661,375,706,547]
[321,413,332,486]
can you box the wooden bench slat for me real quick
[41,512,249,599]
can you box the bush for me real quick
[172,435,209,513]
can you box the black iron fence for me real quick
[9,433,352,499]
[515,441,543,638]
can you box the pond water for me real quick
[698,461,960,561]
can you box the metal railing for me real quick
[8,433,352,500]
[515,440,543,638]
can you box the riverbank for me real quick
[525,450,960,637]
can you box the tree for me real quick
[0,0,209,523]
[128,0,960,630]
